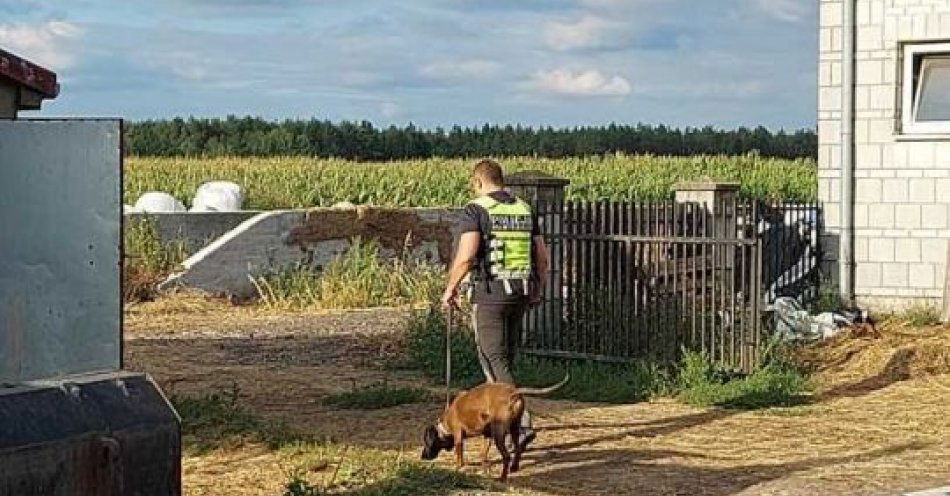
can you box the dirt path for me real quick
[125,302,950,496]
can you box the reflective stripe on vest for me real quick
[469,194,533,283]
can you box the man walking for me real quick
[441,158,550,452]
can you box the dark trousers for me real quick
[473,302,532,429]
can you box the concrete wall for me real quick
[160,207,463,297]
[125,211,261,253]
[819,0,950,309]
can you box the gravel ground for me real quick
[124,299,950,496]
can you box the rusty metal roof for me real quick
[0,48,59,99]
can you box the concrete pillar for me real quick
[0,80,17,119]
[674,181,740,241]
[943,244,950,323]
[507,170,570,351]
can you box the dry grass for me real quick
[795,319,950,394]
[124,300,950,496]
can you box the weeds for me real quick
[172,384,303,453]
[809,286,845,314]
[253,238,443,310]
[514,357,673,403]
[323,381,432,410]
[279,443,482,496]
[403,306,673,403]
[403,306,809,408]
[403,305,485,387]
[123,217,189,302]
[897,302,943,328]
[677,350,809,409]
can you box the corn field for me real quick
[125,153,817,209]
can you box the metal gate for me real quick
[522,198,821,371]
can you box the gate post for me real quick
[675,182,741,364]
[674,181,740,240]
[508,170,570,351]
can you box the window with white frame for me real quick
[902,42,950,134]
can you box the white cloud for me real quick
[543,15,617,51]
[0,21,84,69]
[531,69,632,96]
[754,0,808,23]
[419,59,501,79]
[578,0,639,9]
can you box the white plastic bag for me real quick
[190,181,244,212]
[134,192,186,213]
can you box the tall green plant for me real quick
[123,217,189,302]
[252,238,443,310]
[126,154,818,209]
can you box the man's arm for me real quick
[530,235,549,306]
[441,231,480,310]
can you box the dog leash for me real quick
[444,305,453,407]
[445,305,455,407]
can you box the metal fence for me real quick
[523,198,822,371]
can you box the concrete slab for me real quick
[160,210,312,297]
[904,487,950,496]
[159,207,462,297]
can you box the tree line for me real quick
[125,116,817,160]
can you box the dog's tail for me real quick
[515,373,570,396]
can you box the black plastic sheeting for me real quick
[0,373,180,496]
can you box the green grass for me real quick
[513,357,673,404]
[676,350,809,409]
[123,217,189,302]
[126,154,817,209]
[323,382,433,410]
[402,305,484,387]
[404,306,670,404]
[173,384,482,495]
[252,238,443,310]
[809,286,846,314]
[403,306,809,409]
[172,384,304,454]
[898,302,943,328]
[278,440,483,496]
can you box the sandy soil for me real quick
[124,299,950,496]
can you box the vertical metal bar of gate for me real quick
[529,198,780,369]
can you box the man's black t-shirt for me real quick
[459,190,541,305]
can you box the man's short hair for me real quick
[472,159,504,186]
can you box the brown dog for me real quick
[420,374,569,481]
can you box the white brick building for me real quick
[820,0,950,310]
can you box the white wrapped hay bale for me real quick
[190,181,244,212]
[133,192,186,213]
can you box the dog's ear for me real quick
[420,425,441,461]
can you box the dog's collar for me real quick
[436,421,451,437]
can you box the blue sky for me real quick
[1,0,817,129]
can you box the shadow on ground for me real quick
[509,442,928,496]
